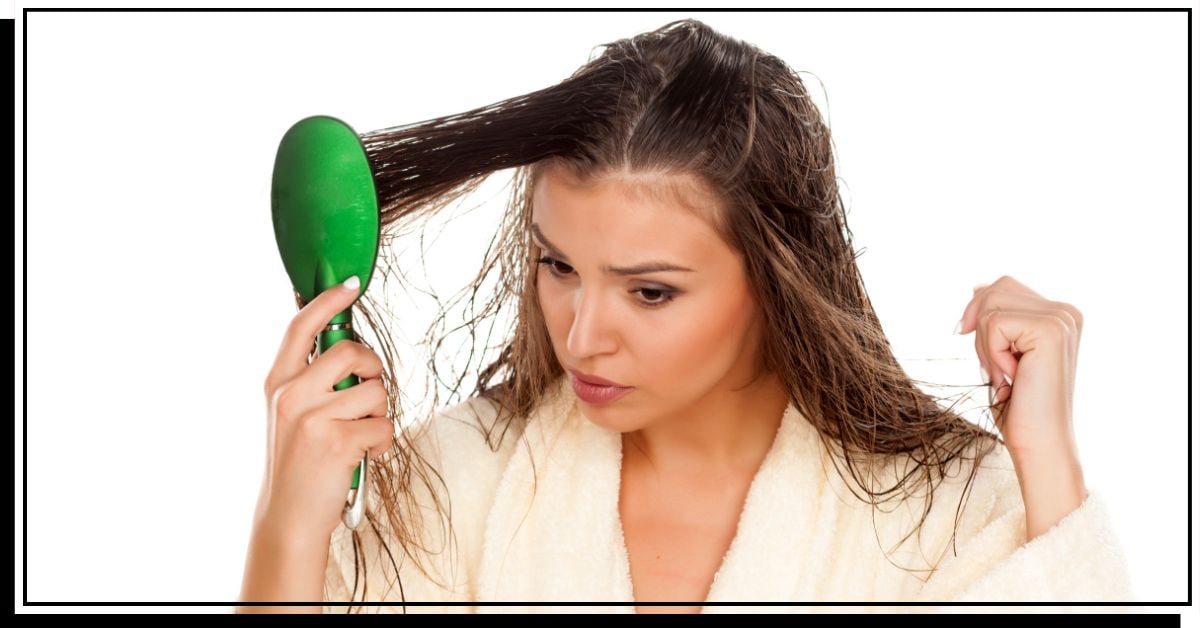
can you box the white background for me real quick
[16,5,1192,615]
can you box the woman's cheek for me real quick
[660,295,743,378]
[537,280,572,338]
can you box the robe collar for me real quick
[476,376,833,611]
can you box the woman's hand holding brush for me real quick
[237,275,393,611]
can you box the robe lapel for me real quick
[475,377,826,612]
[695,396,822,610]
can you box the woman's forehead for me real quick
[532,164,726,231]
[529,171,746,277]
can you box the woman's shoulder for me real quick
[406,391,529,472]
[856,435,1021,558]
[945,436,1022,520]
[323,391,535,611]
[408,377,575,473]
[920,435,1023,528]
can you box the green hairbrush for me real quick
[270,115,381,530]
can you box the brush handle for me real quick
[316,316,368,529]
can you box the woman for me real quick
[238,18,1137,613]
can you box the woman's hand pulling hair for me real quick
[955,275,1089,541]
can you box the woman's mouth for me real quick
[569,372,635,405]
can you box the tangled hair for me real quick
[329,18,1007,612]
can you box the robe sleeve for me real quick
[321,394,520,614]
[912,449,1142,612]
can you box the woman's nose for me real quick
[565,288,618,358]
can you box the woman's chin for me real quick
[576,405,646,434]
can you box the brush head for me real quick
[270,115,380,323]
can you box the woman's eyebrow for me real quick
[531,223,696,276]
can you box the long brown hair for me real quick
[332,18,1005,612]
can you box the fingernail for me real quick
[953,319,963,335]
[979,365,990,385]
[1002,372,1012,387]
[343,275,360,291]
[989,385,997,406]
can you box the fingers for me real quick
[975,308,1076,407]
[334,415,396,462]
[972,292,1048,381]
[958,275,1049,335]
[975,308,1020,405]
[277,375,388,434]
[968,288,1081,357]
[267,275,364,392]
[961,278,1081,410]
[302,337,386,393]
[311,377,390,421]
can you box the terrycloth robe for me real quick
[323,376,1140,613]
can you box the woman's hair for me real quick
[331,18,1006,612]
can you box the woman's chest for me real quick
[617,463,756,613]
[471,403,930,609]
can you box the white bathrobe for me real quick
[323,376,1140,613]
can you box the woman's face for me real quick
[531,165,765,433]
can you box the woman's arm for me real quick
[235,517,329,614]
[1011,443,1088,543]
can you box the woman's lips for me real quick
[568,368,626,387]
[569,372,634,405]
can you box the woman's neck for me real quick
[621,373,791,480]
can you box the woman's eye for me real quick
[632,287,676,308]
[537,256,677,309]
[537,256,574,276]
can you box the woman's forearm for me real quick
[235,519,330,614]
[1011,445,1088,543]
